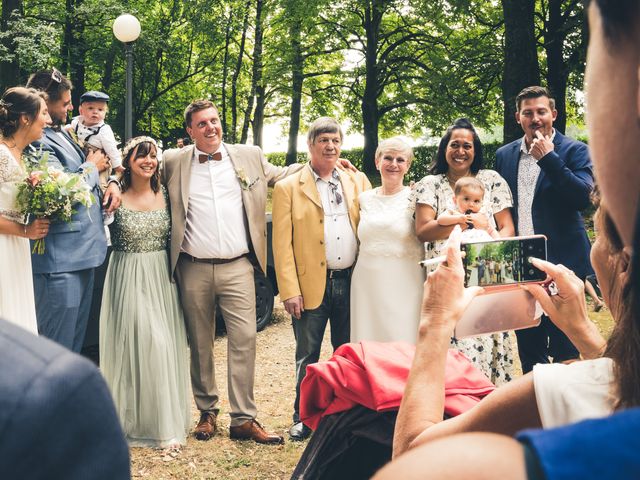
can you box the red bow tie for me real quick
[199,152,223,163]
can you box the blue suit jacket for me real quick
[0,319,130,479]
[29,128,107,273]
[495,131,594,279]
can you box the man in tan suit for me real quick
[272,117,372,440]
[162,99,300,444]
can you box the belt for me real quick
[327,267,352,279]
[180,252,246,265]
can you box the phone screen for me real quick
[462,236,547,287]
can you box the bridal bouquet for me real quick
[16,151,95,254]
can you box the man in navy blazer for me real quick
[26,69,120,352]
[495,86,594,373]
[0,318,130,479]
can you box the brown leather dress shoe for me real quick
[194,411,217,441]
[229,419,284,445]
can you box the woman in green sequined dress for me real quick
[99,137,190,448]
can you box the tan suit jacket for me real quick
[272,165,371,310]
[162,143,303,279]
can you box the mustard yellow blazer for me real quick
[272,165,371,309]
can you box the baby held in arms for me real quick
[437,177,500,242]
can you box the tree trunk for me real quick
[361,0,383,176]
[68,0,86,112]
[221,9,233,137]
[230,0,251,144]
[0,0,22,90]
[61,0,75,102]
[544,0,567,133]
[501,0,540,144]
[251,0,265,147]
[101,40,118,92]
[286,20,303,166]
[241,0,263,145]
[253,84,265,147]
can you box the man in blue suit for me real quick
[495,86,594,373]
[26,69,120,352]
[0,318,130,478]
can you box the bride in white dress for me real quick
[350,137,424,343]
[0,87,51,333]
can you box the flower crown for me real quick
[121,136,157,159]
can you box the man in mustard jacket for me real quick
[272,117,371,440]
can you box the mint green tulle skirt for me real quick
[99,250,191,447]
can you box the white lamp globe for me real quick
[113,14,141,43]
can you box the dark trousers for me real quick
[515,314,579,373]
[292,272,351,422]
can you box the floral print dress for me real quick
[414,169,515,385]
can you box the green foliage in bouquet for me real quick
[16,151,95,253]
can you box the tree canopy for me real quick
[0,0,587,175]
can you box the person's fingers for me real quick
[521,283,554,316]
[529,257,562,279]
[464,286,484,304]
[443,225,462,267]
[535,130,544,140]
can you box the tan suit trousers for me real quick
[175,255,257,426]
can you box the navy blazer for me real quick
[0,319,130,479]
[29,128,107,273]
[495,131,594,279]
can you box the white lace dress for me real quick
[350,187,425,343]
[0,144,38,334]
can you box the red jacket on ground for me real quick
[300,341,496,430]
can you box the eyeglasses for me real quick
[44,67,63,92]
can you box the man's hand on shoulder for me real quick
[338,157,358,172]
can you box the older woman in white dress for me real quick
[350,137,425,343]
[0,87,51,333]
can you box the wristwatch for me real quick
[107,175,122,189]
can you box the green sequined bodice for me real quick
[110,193,170,253]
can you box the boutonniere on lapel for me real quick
[235,167,259,191]
[64,125,83,148]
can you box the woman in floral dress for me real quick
[414,119,516,385]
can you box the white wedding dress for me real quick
[350,187,424,343]
[0,144,38,334]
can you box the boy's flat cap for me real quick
[80,91,110,103]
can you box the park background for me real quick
[0,0,589,177]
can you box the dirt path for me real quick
[130,300,332,479]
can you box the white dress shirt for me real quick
[309,165,357,270]
[517,129,556,236]
[181,144,250,259]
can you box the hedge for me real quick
[266,142,503,182]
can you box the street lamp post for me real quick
[112,14,141,142]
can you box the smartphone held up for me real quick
[461,235,547,288]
